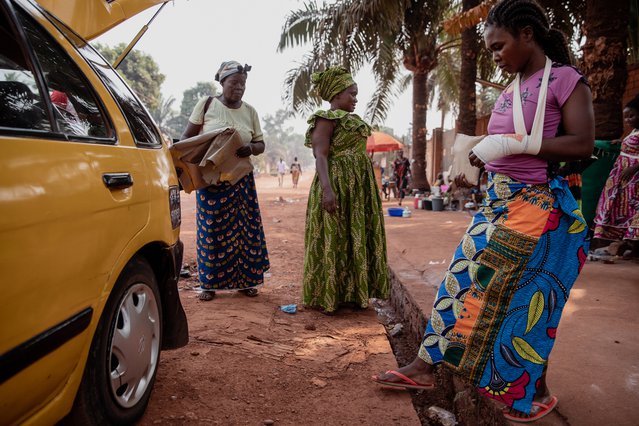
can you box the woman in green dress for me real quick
[303,67,389,314]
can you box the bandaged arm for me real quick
[471,133,542,164]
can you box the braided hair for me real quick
[486,0,572,65]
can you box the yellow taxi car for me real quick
[0,0,188,424]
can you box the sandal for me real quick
[502,395,558,423]
[240,288,259,297]
[198,290,215,301]
[371,370,436,390]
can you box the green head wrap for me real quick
[311,66,355,102]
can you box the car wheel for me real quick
[66,256,162,425]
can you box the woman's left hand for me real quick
[468,151,485,169]
[236,144,253,158]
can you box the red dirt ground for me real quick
[139,174,419,426]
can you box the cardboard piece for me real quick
[170,128,253,193]
[450,133,485,185]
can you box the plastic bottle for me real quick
[402,207,411,218]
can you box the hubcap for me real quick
[109,283,160,408]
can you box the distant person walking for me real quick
[373,1,594,422]
[290,157,302,188]
[593,94,639,260]
[277,158,287,187]
[393,150,410,205]
[303,66,389,314]
[181,60,269,301]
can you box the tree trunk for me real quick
[582,0,630,139]
[457,0,480,135]
[411,70,430,191]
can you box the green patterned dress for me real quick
[303,109,389,312]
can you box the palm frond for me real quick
[277,1,321,52]
[365,45,406,125]
[429,48,460,114]
[281,53,325,117]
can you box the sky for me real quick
[95,0,453,137]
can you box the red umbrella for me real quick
[366,131,404,153]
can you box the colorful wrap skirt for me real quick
[593,131,639,241]
[418,173,588,414]
[196,173,269,290]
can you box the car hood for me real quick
[35,0,167,40]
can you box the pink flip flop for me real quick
[371,370,436,390]
[503,395,559,423]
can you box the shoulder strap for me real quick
[513,57,551,142]
[202,96,213,120]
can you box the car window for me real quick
[15,8,109,138]
[0,9,49,131]
[39,9,163,147]
[76,43,163,147]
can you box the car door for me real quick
[0,1,150,422]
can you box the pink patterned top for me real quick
[486,63,586,184]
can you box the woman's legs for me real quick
[198,290,215,301]
[239,288,259,297]
[373,356,436,386]
[503,365,556,420]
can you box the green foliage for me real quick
[257,109,313,174]
[150,94,178,140]
[93,43,165,111]
[180,81,218,117]
[166,81,220,136]
[278,0,430,125]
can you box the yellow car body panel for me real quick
[0,0,185,424]
[35,0,168,40]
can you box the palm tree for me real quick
[444,0,633,140]
[150,94,176,136]
[629,0,639,64]
[582,0,630,139]
[278,0,453,191]
[457,0,481,135]
[428,49,460,127]
[444,0,587,135]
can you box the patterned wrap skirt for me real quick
[593,131,639,241]
[303,150,389,312]
[196,173,269,290]
[417,173,588,414]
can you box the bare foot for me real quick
[503,394,558,422]
[239,288,259,297]
[373,357,435,387]
[198,290,215,301]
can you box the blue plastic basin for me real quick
[388,207,404,217]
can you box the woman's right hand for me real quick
[468,151,485,168]
[454,173,474,188]
[322,188,337,214]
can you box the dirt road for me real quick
[139,174,419,425]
